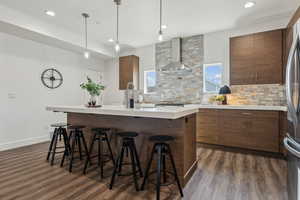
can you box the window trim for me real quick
[203,63,223,94]
[144,70,156,94]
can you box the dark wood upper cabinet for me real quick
[230,29,283,85]
[119,55,139,90]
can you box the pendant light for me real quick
[158,0,163,42]
[114,0,121,53]
[82,13,90,59]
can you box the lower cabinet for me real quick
[197,109,280,153]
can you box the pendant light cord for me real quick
[85,16,88,49]
[116,4,119,43]
[160,0,162,33]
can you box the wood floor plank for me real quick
[0,142,287,200]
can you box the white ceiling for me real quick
[0,0,299,56]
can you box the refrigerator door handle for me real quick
[284,135,300,158]
[286,33,299,123]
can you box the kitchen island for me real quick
[46,105,199,186]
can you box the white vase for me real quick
[88,94,97,106]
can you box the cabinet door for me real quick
[119,56,133,90]
[230,30,283,85]
[219,110,279,152]
[253,30,283,84]
[230,35,255,85]
[197,109,219,144]
[119,56,139,90]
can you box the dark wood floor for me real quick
[0,142,287,200]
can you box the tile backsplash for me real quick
[226,84,286,106]
[202,84,286,106]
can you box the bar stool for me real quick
[141,135,183,200]
[46,123,70,166]
[109,132,143,191]
[60,125,91,172]
[83,128,115,178]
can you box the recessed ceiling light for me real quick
[108,38,114,42]
[244,1,256,8]
[162,25,167,29]
[45,10,56,17]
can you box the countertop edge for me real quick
[46,106,199,119]
[195,105,287,112]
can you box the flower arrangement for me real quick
[209,95,225,105]
[80,77,105,106]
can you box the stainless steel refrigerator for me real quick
[285,19,300,200]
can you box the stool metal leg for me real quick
[104,133,115,165]
[156,145,162,200]
[118,145,125,174]
[141,144,156,190]
[129,142,139,191]
[166,144,183,197]
[109,145,125,189]
[61,130,72,167]
[47,128,57,161]
[83,133,96,174]
[77,132,83,160]
[162,154,167,183]
[50,129,59,166]
[80,132,91,163]
[69,134,76,172]
[132,141,143,177]
[98,136,104,178]
[61,130,69,157]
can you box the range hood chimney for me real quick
[160,38,192,72]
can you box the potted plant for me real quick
[80,77,105,107]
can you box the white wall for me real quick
[0,32,104,151]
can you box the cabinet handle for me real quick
[255,72,258,81]
[242,112,252,115]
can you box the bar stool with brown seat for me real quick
[109,132,143,191]
[46,123,70,166]
[83,128,115,178]
[141,135,184,200]
[60,125,91,172]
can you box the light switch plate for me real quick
[8,93,16,99]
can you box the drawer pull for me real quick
[242,112,252,115]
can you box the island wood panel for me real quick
[67,113,197,186]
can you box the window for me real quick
[203,63,223,93]
[144,70,156,94]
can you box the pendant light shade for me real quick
[114,0,121,53]
[82,13,90,59]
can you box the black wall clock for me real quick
[41,68,63,89]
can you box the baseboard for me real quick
[0,135,50,151]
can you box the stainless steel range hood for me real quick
[160,38,192,72]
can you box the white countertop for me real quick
[195,104,287,111]
[46,105,200,119]
[46,104,287,120]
